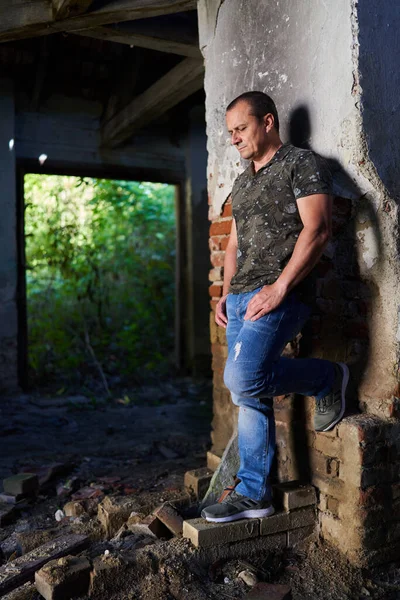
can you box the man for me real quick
[201,91,349,524]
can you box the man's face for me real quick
[226,100,270,161]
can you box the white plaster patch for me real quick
[258,71,269,79]
[234,342,242,361]
[356,226,379,269]
[279,74,288,84]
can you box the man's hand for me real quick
[244,283,287,321]
[215,294,229,328]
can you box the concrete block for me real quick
[287,525,316,547]
[35,555,91,600]
[98,496,137,538]
[184,467,213,501]
[244,582,292,599]
[153,502,183,537]
[3,474,39,497]
[259,512,289,536]
[273,482,316,511]
[183,517,259,548]
[207,451,222,472]
[289,507,316,529]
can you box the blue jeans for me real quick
[224,288,335,502]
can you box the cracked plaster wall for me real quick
[199,0,400,416]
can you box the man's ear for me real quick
[264,113,274,132]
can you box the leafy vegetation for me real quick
[25,174,176,391]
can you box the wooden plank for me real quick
[0,534,89,596]
[52,0,94,20]
[72,25,201,57]
[0,0,197,43]
[102,57,204,146]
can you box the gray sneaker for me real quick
[314,362,349,432]
[201,489,274,523]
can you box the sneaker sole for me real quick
[320,362,349,432]
[202,505,275,523]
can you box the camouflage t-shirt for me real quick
[229,143,332,296]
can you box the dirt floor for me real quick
[1,377,400,600]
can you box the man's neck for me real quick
[252,140,283,173]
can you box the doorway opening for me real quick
[23,173,177,396]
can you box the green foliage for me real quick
[25,174,176,388]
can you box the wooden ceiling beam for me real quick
[101,57,204,147]
[0,0,197,44]
[72,25,200,57]
[52,0,95,20]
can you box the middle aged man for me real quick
[201,91,349,524]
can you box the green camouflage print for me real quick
[229,143,332,298]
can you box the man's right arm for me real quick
[215,217,238,328]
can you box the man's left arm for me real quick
[244,193,332,321]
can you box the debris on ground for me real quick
[1,377,399,599]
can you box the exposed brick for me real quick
[220,236,230,251]
[209,284,222,298]
[35,556,91,600]
[209,267,223,282]
[210,300,218,312]
[207,451,222,472]
[244,582,292,600]
[326,496,339,517]
[3,474,39,497]
[210,313,218,344]
[312,432,342,458]
[210,220,232,236]
[184,467,213,501]
[221,202,232,218]
[259,511,289,536]
[273,482,317,511]
[183,517,259,547]
[309,449,340,479]
[210,251,225,267]
[209,236,221,251]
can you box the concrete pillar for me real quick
[198,0,400,565]
[0,80,18,391]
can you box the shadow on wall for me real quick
[276,105,383,483]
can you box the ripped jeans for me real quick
[224,288,335,502]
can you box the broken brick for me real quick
[3,474,39,497]
[98,496,137,538]
[184,467,213,501]
[244,582,292,600]
[273,482,316,511]
[153,502,183,537]
[63,501,86,518]
[147,516,173,539]
[0,534,89,596]
[35,555,91,600]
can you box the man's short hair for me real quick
[226,91,280,133]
